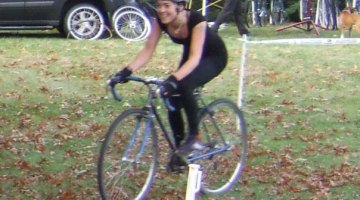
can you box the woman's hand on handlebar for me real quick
[107,67,132,101]
[159,75,178,98]
[108,67,132,87]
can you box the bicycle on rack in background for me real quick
[270,0,285,25]
[246,0,271,27]
[97,75,248,199]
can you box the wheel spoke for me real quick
[113,10,151,41]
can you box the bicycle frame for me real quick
[150,95,233,164]
[111,76,233,163]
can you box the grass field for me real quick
[0,24,359,200]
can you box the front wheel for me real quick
[97,109,158,200]
[64,3,106,40]
[197,99,248,195]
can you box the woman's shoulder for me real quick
[188,9,205,20]
[187,9,206,26]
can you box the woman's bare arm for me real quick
[172,21,207,80]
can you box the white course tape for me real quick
[238,38,360,45]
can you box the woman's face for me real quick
[156,0,178,24]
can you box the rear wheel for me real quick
[64,3,105,40]
[197,99,248,195]
[97,109,158,200]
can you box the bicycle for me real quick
[270,0,286,25]
[246,0,270,27]
[97,75,248,199]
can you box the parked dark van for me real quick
[0,0,125,39]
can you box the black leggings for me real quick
[168,56,226,145]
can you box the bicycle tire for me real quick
[97,109,158,200]
[112,5,146,23]
[113,10,151,41]
[196,99,248,195]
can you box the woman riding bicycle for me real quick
[112,0,228,156]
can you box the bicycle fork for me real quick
[122,115,154,164]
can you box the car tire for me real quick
[64,3,105,40]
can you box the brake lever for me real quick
[107,78,123,101]
[156,88,176,111]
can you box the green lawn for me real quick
[0,24,359,199]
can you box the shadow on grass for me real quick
[0,30,64,39]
